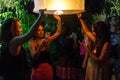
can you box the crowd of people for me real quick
[0,9,120,80]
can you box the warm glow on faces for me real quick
[16,21,22,36]
[36,25,44,38]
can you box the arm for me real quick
[46,14,62,42]
[82,52,89,69]
[9,10,44,56]
[81,37,91,69]
[77,13,96,42]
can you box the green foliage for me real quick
[104,0,120,16]
[42,15,58,34]
[84,0,120,25]
[0,0,36,27]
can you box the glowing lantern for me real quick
[33,0,85,15]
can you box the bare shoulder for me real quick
[105,42,111,46]
[103,42,111,50]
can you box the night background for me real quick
[0,0,120,80]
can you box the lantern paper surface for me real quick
[33,0,85,15]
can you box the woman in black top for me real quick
[0,10,43,80]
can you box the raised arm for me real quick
[9,10,44,56]
[77,13,96,42]
[46,14,62,42]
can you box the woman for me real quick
[56,25,80,80]
[0,10,43,80]
[78,13,112,80]
[29,15,62,80]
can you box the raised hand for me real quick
[38,10,44,16]
[53,14,61,21]
[77,13,82,19]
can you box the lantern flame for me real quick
[54,10,64,15]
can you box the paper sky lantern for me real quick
[33,0,85,15]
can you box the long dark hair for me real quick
[1,18,20,44]
[32,21,45,40]
[93,21,111,57]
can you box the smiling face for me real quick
[36,25,45,38]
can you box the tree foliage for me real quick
[104,0,120,16]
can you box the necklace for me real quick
[93,41,101,55]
